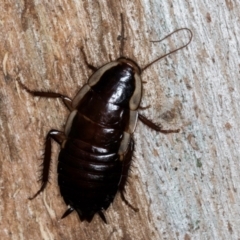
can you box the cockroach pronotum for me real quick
[17,14,192,223]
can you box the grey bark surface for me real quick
[0,0,239,239]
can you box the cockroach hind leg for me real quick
[29,130,65,201]
[28,182,47,200]
[61,207,75,219]
[120,191,139,212]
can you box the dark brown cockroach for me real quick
[18,14,192,223]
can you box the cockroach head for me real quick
[117,57,141,75]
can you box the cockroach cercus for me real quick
[17,14,192,223]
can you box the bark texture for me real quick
[0,0,239,239]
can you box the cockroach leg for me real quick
[118,138,138,212]
[120,192,138,212]
[138,113,180,134]
[80,47,98,71]
[17,78,74,111]
[138,105,151,110]
[29,130,66,200]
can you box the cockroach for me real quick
[18,14,192,223]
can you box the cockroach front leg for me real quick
[29,130,66,200]
[138,113,180,134]
[17,78,73,111]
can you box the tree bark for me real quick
[0,0,239,239]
